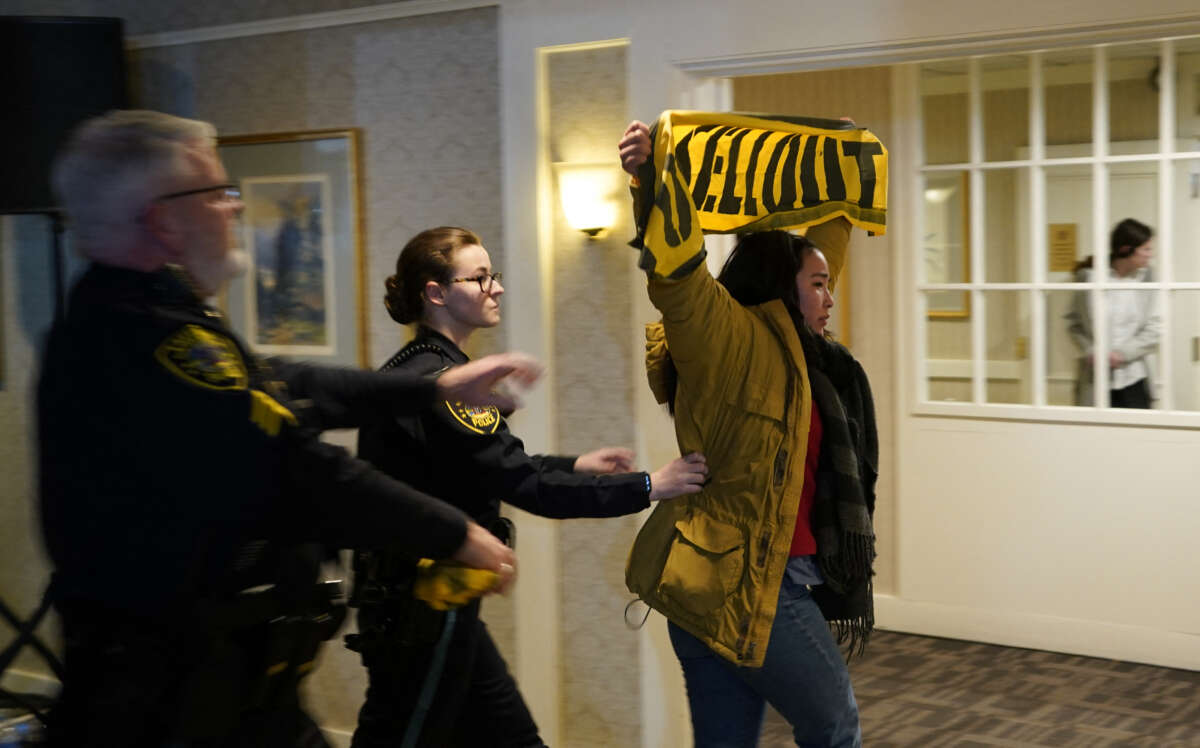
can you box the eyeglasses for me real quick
[154,183,241,203]
[450,272,503,293]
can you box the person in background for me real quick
[1066,217,1162,408]
[39,109,530,747]
[619,120,879,748]
[348,225,708,748]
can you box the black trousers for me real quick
[1111,379,1152,408]
[351,603,545,748]
[47,609,329,748]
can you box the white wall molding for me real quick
[675,13,1200,77]
[875,594,1200,671]
[911,401,1200,428]
[128,0,498,49]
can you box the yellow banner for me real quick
[636,110,888,279]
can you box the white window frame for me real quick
[677,15,1200,428]
[911,37,1200,427]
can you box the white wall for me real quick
[891,418,1200,664]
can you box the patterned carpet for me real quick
[760,631,1200,747]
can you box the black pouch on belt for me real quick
[247,579,347,709]
[489,516,516,549]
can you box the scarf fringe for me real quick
[819,531,875,594]
[827,578,875,662]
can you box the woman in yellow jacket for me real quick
[619,121,878,747]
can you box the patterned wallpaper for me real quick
[128,6,505,736]
[1,0,428,36]
[547,44,642,748]
[131,7,505,370]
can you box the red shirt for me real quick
[789,405,822,557]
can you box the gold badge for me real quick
[155,325,249,391]
[445,401,500,435]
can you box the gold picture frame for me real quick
[217,129,368,368]
[924,172,971,319]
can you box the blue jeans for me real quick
[668,575,862,747]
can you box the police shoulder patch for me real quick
[155,324,249,391]
[444,400,501,435]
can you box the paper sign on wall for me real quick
[1049,223,1077,273]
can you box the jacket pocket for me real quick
[657,511,745,614]
[724,380,785,423]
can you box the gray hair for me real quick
[51,110,217,258]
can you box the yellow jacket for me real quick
[626,220,849,668]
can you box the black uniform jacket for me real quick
[357,327,650,537]
[38,265,471,615]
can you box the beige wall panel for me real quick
[547,44,643,748]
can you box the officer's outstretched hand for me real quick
[574,446,635,474]
[648,452,708,501]
[452,521,517,594]
[437,352,543,413]
[619,120,652,177]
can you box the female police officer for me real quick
[348,226,707,747]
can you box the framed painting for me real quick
[217,129,368,367]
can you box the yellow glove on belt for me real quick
[412,559,500,611]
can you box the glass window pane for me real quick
[1109,43,1160,155]
[925,292,972,402]
[1103,287,1162,409]
[1174,36,1200,154]
[1107,161,1158,278]
[921,61,969,165]
[1047,290,1087,406]
[923,170,968,289]
[1045,164,1095,279]
[983,291,1032,404]
[1171,159,1200,281]
[983,168,1027,282]
[1045,47,1093,148]
[982,56,1029,162]
[1170,291,1200,411]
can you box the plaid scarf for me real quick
[804,334,879,658]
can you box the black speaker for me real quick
[0,16,128,214]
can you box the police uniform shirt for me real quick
[357,326,651,532]
[38,264,472,613]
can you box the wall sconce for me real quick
[554,161,621,239]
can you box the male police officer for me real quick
[38,110,522,747]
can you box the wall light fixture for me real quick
[554,161,621,239]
